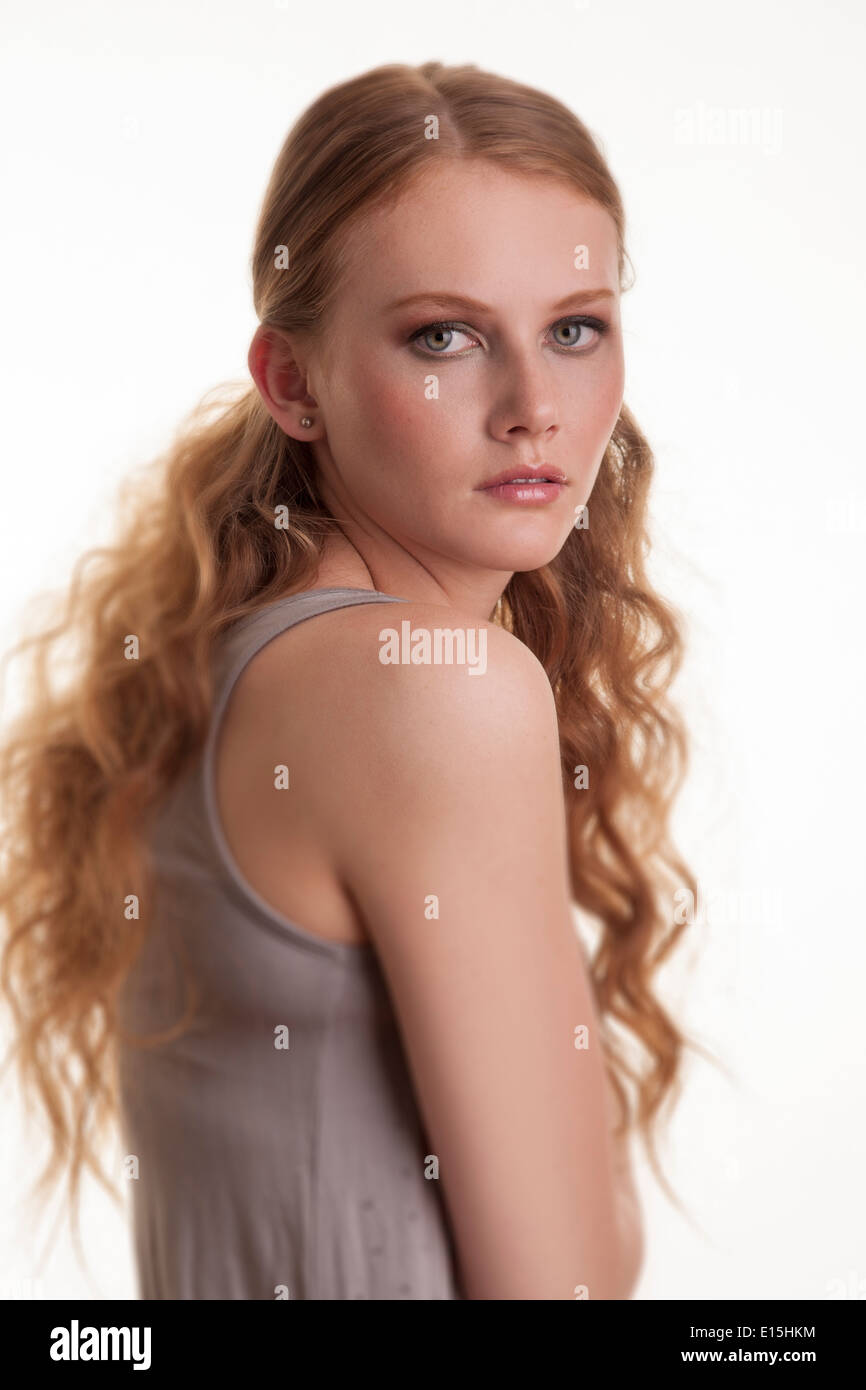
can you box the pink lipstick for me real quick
[476,466,567,504]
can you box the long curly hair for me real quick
[0,60,707,1254]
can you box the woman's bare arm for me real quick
[317,604,644,1299]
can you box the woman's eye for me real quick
[412,323,477,355]
[409,316,608,357]
[551,318,606,349]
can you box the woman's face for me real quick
[290,159,624,599]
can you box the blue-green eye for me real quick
[414,323,472,354]
[552,318,607,348]
[409,316,609,357]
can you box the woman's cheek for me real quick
[378,375,469,453]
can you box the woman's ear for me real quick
[247,324,321,440]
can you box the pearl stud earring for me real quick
[300,416,313,427]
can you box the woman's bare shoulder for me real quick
[259,595,554,735]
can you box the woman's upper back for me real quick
[214,585,544,947]
[213,586,410,949]
[213,584,530,950]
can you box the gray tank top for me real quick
[116,587,466,1299]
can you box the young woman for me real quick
[0,60,699,1300]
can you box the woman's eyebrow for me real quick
[386,288,615,314]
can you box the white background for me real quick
[1,0,864,1300]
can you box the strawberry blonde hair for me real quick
[0,60,707,1250]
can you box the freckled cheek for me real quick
[350,366,462,455]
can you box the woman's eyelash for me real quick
[408,315,610,355]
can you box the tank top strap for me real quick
[211,587,408,699]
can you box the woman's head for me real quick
[251,158,624,591]
[0,61,701,1244]
[247,62,629,594]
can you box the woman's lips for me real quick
[477,481,565,502]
